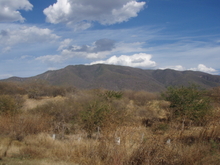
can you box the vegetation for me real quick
[162,84,212,125]
[0,95,23,115]
[3,64,220,92]
[0,81,220,165]
[80,100,111,138]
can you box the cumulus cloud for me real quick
[90,53,156,68]
[0,26,60,46]
[190,64,217,74]
[43,0,146,30]
[0,0,33,22]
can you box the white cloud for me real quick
[58,39,72,51]
[90,53,156,68]
[43,0,146,30]
[160,65,185,71]
[36,54,65,63]
[159,64,217,74]
[0,0,33,22]
[0,26,60,46]
[60,49,110,59]
[36,39,149,64]
[37,39,116,64]
[190,64,217,74]
[53,38,116,59]
[110,1,146,24]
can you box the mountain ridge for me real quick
[2,64,220,92]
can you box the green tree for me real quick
[162,85,211,124]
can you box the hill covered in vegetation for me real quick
[3,64,220,92]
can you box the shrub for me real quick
[123,90,159,106]
[103,90,123,100]
[80,100,111,138]
[0,95,17,115]
[30,99,78,135]
[162,84,211,125]
[93,89,123,101]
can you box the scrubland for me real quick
[0,81,220,165]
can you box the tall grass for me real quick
[0,84,220,164]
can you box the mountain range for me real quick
[2,64,220,92]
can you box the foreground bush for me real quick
[162,85,211,125]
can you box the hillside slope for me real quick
[3,64,220,92]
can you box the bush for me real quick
[103,90,123,100]
[123,90,158,106]
[80,100,111,138]
[162,85,211,124]
[30,99,78,135]
[0,95,17,115]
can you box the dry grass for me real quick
[1,124,220,165]
[22,95,65,110]
[1,87,220,164]
[0,113,52,141]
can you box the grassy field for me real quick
[0,82,220,165]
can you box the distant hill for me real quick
[2,64,220,92]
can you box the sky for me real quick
[0,0,220,79]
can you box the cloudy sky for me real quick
[0,0,220,79]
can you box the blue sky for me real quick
[0,0,220,79]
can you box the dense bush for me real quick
[162,85,211,124]
[80,100,111,138]
[0,95,17,115]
